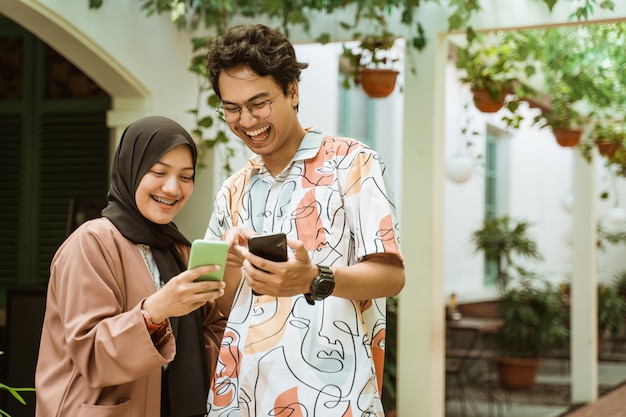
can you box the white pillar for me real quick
[570,149,598,403]
[397,26,447,416]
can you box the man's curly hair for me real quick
[206,24,309,100]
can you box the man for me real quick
[204,23,405,417]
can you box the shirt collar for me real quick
[247,128,324,174]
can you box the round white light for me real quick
[446,153,474,183]
[561,191,574,212]
[606,206,626,230]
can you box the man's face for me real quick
[217,65,304,174]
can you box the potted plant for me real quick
[597,284,626,343]
[341,29,401,98]
[612,269,626,301]
[580,121,626,175]
[495,275,568,390]
[471,215,568,390]
[590,122,626,158]
[470,215,543,292]
[557,281,626,358]
[532,94,585,147]
[454,32,535,113]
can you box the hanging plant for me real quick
[88,0,616,165]
[591,121,626,158]
[340,28,403,98]
[535,98,586,147]
[454,31,536,114]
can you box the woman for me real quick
[35,115,236,417]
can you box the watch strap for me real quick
[305,264,335,305]
[141,309,167,332]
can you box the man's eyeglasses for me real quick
[216,92,282,122]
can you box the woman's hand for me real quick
[141,265,226,324]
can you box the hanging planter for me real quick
[552,127,582,147]
[597,140,622,158]
[591,123,626,159]
[358,69,399,98]
[471,87,506,113]
[341,27,402,99]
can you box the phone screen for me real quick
[247,233,287,296]
[188,239,229,281]
[248,233,288,263]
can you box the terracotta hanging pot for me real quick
[471,87,506,113]
[358,69,399,98]
[552,127,582,147]
[597,140,622,158]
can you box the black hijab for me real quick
[102,115,208,416]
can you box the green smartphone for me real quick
[188,239,229,281]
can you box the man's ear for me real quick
[289,82,299,106]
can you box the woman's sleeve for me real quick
[50,225,174,387]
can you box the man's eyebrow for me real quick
[222,92,272,106]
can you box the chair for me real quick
[445,324,508,417]
[445,326,484,417]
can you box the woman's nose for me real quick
[162,175,180,193]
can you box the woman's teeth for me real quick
[153,196,175,205]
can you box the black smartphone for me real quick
[247,233,288,295]
[248,233,288,264]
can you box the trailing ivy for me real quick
[88,0,615,175]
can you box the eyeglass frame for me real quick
[216,91,283,122]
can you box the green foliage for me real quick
[471,215,570,359]
[455,21,626,172]
[596,222,626,251]
[597,284,626,337]
[88,0,616,173]
[580,120,626,173]
[613,269,626,293]
[0,383,35,417]
[497,277,568,358]
[470,215,543,292]
[187,35,234,173]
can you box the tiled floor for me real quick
[445,358,626,417]
[563,382,626,417]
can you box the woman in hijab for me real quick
[35,115,238,417]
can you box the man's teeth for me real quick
[246,126,269,138]
[153,196,175,205]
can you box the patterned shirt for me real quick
[206,129,403,417]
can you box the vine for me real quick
[87,0,615,175]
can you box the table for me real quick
[447,316,504,334]
[446,317,505,417]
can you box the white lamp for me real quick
[560,191,574,212]
[446,153,474,183]
[606,206,626,230]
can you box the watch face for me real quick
[317,280,334,295]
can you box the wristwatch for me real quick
[305,265,335,305]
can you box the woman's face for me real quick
[135,144,195,224]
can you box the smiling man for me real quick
[204,24,406,417]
